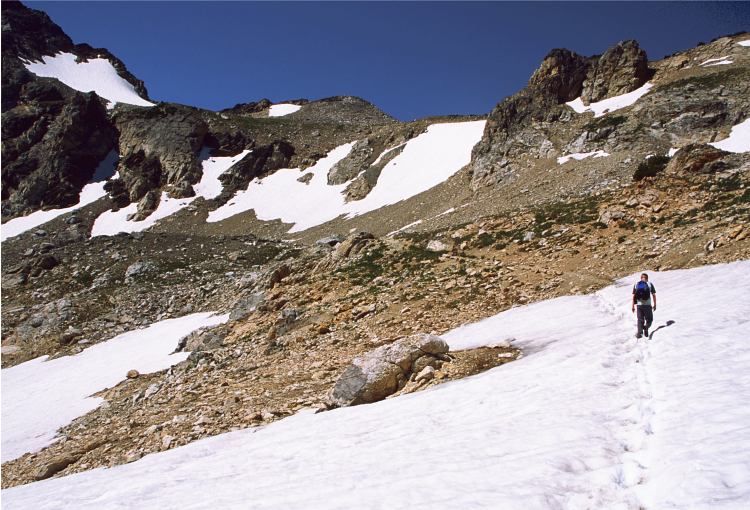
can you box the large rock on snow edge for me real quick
[330,333,449,407]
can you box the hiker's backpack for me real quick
[635,281,651,301]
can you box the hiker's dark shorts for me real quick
[636,305,653,335]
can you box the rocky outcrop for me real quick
[329,131,411,201]
[110,104,208,210]
[527,49,592,105]
[581,40,652,104]
[330,334,450,407]
[2,2,149,112]
[221,98,308,116]
[665,144,730,175]
[217,140,294,197]
[328,139,376,185]
[1,83,117,219]
[314,231,375,273]
[1,1,74,111]
[288,96,396,127]
[1,1,155,220]
[470,49,590,188]
[469,41,653,189]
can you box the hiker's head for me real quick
[641,273,649,281]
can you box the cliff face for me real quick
[468,35,750,191]
[469,40,656,189]
[1,1,149,219]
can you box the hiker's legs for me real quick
[644,306,653,330]
[636,306,646,336]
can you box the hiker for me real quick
[632,273,656,339]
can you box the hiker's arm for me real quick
[652,292,656,311]
[631,290,636,312]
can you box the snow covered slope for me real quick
[1,151,119,242]
[91,151,252,237]
[710,119,750,153]
[24,52,154,107]
[566,82,653,118]
[268,104,302,117]
[1,312,228,463]
[4,261,749,509]
[1,181,108,242]
[209,120,486,232]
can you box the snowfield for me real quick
[91,151,252,237]
[700,56,733,67]
[268,104,302,117]
[1,151,119,242]
[3,261,749,509]
[209,120,486,232]
[710,119,750,153]
[1,181,108,243]
[1,312,229,463]
[566,82,653,118]
[557,150,610,165]
[24,52,154,107]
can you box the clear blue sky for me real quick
[28,1,750,121]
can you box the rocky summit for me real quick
[1,0,750,501]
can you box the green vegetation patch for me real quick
[335,244,386,285]
[533,196,600,230]
[399,243,442,263]
[659,68,746,93]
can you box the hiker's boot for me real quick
[643,328,649,338]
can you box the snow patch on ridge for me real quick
[700,56,733,66]
[268,104,301,117]
[1,312,229,462]
[709,119,750,153]
[24,53,154,107]
[566,82,653,118]
[557,150,610,165]
[208,121,486,233]
[1,152,119,242]
[91,151,252,237]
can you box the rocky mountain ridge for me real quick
[1,0,749,491]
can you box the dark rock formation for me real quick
[1,84,117,219]
[1,1,154,221]
[111,104,208,210]
[2,1,150,112]
[217,140,294,197]
[470,48,591,188]
[665,144,730,175]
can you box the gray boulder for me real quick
[330,334,449,407]
[314,231,375,273]
[229,292,266,321]
[125,260,157,279]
